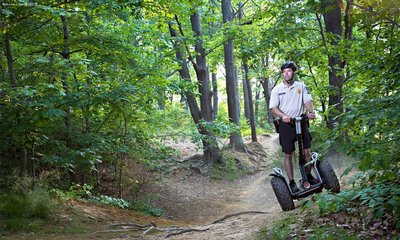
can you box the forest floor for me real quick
[6,134,367,240]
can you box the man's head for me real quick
[281,61,297,85]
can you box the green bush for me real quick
[91,195,130,209]
[0,189,54,232]
[130,194,164,217]
[311,171,400,229]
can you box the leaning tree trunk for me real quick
[222,0,245,151]
[169,22,222,166]
[322,0,344,129]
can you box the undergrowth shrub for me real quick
[51,183,164,217]
[130,200,165,217]
[0,189,54,232]
[308,171,400,230]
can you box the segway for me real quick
[270,115,340,211]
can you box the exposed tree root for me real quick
[96,210,270,238]
[163,227,210,238]
[92,222,154,234]
[211,210,270,224]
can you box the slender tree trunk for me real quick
[5,33,28,176]
[344,0,353,81]
[238,2,249,121]
[255,81,261,124]
[5,35,17,89]
[243,61,257,142]
[222,0,244,151]
[60,14,72,138]
[322,0,344,129]
[60,10,76,184]
[242,66,250,120]
[260,56,273,123]
[211,72,218,120]
[0,50,6,82]
[209,0,219,121]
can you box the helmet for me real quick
[280,61,297,72]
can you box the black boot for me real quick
[289,180,299,193]
[307,174,319,185]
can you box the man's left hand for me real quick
[307,112,316,119]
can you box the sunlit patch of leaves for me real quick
[301,171,400,239]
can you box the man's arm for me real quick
[270,107,291,123]
[305,101,316,119]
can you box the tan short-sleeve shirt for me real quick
[269,81,312,118]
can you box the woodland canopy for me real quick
[0,0,399,234]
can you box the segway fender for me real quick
[269,167,286,180]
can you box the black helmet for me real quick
[281,61,297,72]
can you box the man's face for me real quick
[282,68,295,84]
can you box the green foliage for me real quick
[51,184,94,201]
[0,189,54,232]
[256,217,292,240]
[311,172,400,229]
[130,194,165,217]
[51,183,164,217]
[91,195,130,209]
[257,210,357,240]
[200,118,240,139]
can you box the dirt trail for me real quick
[137,133,287,240]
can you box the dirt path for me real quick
[135,133,287,239]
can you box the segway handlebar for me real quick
[289,115,309,123]
[273,115,309,134]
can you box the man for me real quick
[269,61,317,193]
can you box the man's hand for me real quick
[282,115,291,123]
[307,112,316,120]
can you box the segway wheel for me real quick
[271,176,295,211]
[318,161,340,193]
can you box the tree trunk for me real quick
[255,81,261,124]
[211,72,218,120]
[243,61,257,142]
[189,12,222,165]
[168,24,201,122]
[60,14,72,138]
[5,33,28,176]
[222,0,245,151]
[60,10,76,184]
[344,0,353,81]
[242,66,250,120]
[190,12,213,122]
[169,22,222,165]
[322,0,344,129]
[260,56,273,123]
[5,34,17,89]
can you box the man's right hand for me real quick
[282,115,291,123]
